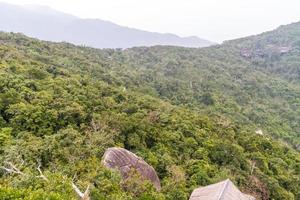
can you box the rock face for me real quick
[102,147,161,191]
[189,179,255,200]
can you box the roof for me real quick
[189,179,255,200]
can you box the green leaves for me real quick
[0,127,12,147]
[0,32,299,199]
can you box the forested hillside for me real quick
[0,22,299,200]
[110,24,300,149]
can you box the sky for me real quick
[1,0,300,43]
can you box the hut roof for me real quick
[189,179,255,200]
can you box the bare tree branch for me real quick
[72,182,85,198]
[250,160,256,175]
[91,118,99,132]
[71,175,90,200]
[2,160,49,182]
[82,185,90,200]
[36,163,49,181]
[1,161,25,175]
[71,182,90,200]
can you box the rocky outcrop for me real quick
[240,46,292,59]
[240,49,252,58]
[278,46,291,54]
[102,147,161,191]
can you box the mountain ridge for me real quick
[0,2,215,48]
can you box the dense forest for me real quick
[0,22,300,200]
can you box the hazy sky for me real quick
[2,0,300,42]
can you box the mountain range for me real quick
[0,2,215,48]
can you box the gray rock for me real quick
[102,147,161,191]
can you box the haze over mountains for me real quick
[0,2,215,48]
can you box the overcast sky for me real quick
[2,0,300,42]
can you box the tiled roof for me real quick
[189,179,255,200]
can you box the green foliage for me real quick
[0,127,12,146]
[0,29,299,199]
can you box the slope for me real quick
[0,32,299,199]
[105,22,300,149]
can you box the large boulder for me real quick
[102,147,161,191]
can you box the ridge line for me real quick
[217,179,230,200]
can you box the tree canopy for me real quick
[0,23,300,199]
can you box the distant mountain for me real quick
[0,2,215,48]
